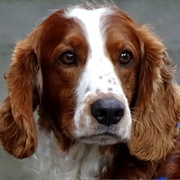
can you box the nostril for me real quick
[114,110,124,117]
[112,108,125,124]
[96,109,107,120]
[91,98,125,126]
[91,107,107,125]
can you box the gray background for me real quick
[0,0,180,178]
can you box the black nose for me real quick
[91,98,125,126]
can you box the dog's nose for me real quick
[91,98,125,126]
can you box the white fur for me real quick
[28,132,111,179]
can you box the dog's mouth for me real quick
[79,132,123,145]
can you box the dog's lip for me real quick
[79,132,118,140]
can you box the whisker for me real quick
[132,119,145,129]
[130,107,144,112]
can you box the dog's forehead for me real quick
[64,7,112,35]
[63,7,138,48]
[65,7,109,22]
[64,7,114,56]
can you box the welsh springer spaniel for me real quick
[0,4,180,179]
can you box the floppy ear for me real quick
[0,36,42,159]
[128,25,180,161]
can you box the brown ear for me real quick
[0,38,41,159]
[128,26,180,161]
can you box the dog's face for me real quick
[38,7,141,145]
[1,5,179,161]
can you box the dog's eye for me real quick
[58,51,77,66]
[119,50,133,66]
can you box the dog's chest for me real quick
[31,133,110,179]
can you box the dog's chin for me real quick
[79,134,124,145]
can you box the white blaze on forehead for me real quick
[66,7,125,97]
[66,7,106,53]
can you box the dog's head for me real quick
[0,5,179,161]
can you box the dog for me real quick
[0,4,180,179]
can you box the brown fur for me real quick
[128,26,180,161]
[0,39,40,158]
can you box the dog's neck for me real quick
[31,132,112,179]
